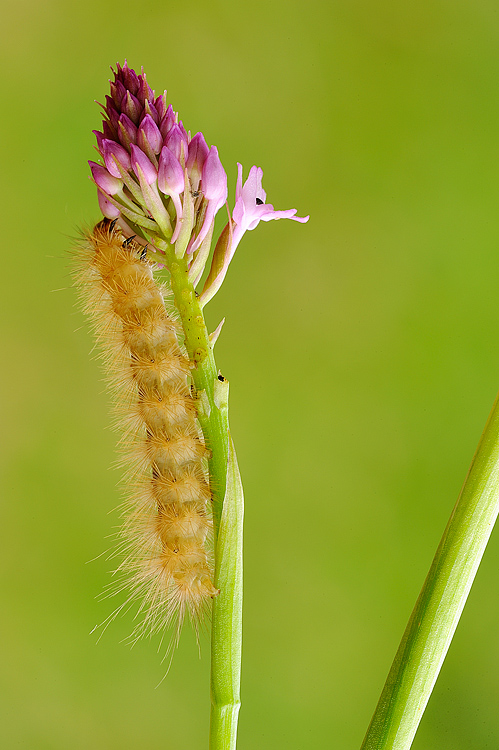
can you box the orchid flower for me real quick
[88,62,307,306]
[232,162,309,249]
[199,163,309,306]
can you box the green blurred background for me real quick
[2,0,499,747]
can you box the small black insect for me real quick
[109,218,118,231]
[139,246,148,261]
[217,374,226,382]
[255,197,264,205]
[122,235,136,248]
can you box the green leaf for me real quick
[361,391,499,749]
[209,432,244,750]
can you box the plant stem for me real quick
[164,252,242,750]
[361,390,499,750]
[165,250,229,536]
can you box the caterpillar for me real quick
[74,218,218,645]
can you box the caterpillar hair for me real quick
[74,218,218,647]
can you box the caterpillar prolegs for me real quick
[75,219,218,642]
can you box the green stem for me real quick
[361,390,499,750]
[165,249,229,536]
[164,251,242,750]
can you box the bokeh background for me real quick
[2,0,499,747]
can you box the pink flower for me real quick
[199,164,308,306]
[231,163,309,251]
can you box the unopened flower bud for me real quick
[155,91,168,121]
[102,120,116,141]
[110,79,126,109]
[131,144,158,185]
[143,99,159,125]
[121,90,141,124]
[159,104,175,139]
[158,146,185,243]
[104,95,117,119]
[102,139,131,177]
[190,146,228,253]
[98,190,121,219]
[104,101,119,132]
[178,120,188,141]
[158,146,184,195]
[202,146,227,203]
[119,60,140,95]
[165,124,188,164]
[89,161,123,195]
[138,114,162,156]
[137,73,154,106]
[117,113,137,150]
[187,132,209,192]
[93,129,105,153]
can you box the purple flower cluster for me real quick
[90,61,308,304]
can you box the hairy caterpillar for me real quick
[74,218,218,644]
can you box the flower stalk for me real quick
[361,389,499,750]
[162,245,229,534]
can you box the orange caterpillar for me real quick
[74,218,218,642]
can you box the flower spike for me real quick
[89,63,307,290]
